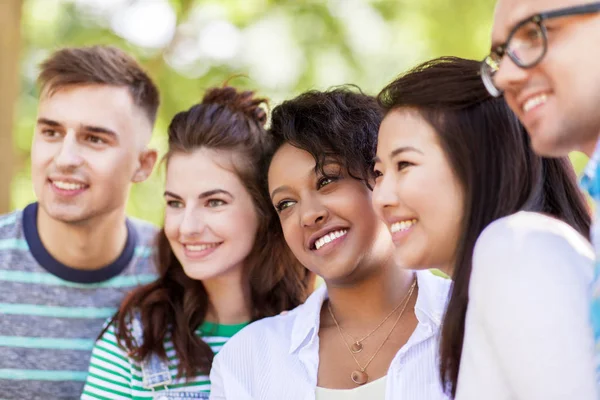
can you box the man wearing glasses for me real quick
[482,0,600,396]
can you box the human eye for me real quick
[373,168,383,181]
[166,199,184,209]
[275,199,296,213]
[85,135,107,145]
[207,199,226,208]
[317,173,341,190]
[397,161,414,171]
[511,20,544,48]
[41,129,60,138]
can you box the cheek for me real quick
[218,205,260,246]
[402,168,463,230]
[397,172,430,211]
[280,217,305,257]
[31,140,53,170]
[94,151,136,180]
[163,212,182,241]
[503,92,520,114]
[424,179,464,259]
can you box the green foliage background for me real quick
[12,0,588,226]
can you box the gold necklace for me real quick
[328,279,416,385]
[331,279,417,354]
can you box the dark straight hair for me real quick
[377,57,591,397]
[112,87,313,379]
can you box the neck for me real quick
[37,205,128,270]
[203,266,252,325]
[325,258,416,326]
[582,133,600,158]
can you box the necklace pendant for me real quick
[350,341,363,353]
[351,370,368,385]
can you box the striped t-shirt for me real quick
[81,320,248,399]
[0,203,157,399]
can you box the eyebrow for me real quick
[82,124,119,138]
[373,146,423,163]
[164,189,234,200]
[490,8,533,50]
[37,118,62,127]
[270,186,290,201]
[37,118,119,138]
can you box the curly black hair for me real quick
[266,85,383,187]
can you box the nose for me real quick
[300,196,329,228]
[179,206,207,238]
[54,131,84,171]
[493,55,530,96]
[372,173,400,213]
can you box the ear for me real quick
[132,148,158,183]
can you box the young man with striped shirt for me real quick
[0,46,159,399]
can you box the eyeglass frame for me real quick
[481,2,600,96]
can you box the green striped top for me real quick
[81,320,248,399]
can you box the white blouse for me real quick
[315,376,387,399]
[456,211,598,400]
[209,270,452,400]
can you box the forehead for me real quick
[37,85,139,134]
[377,109,440,155]
[492,0,587,42]
[166,148,247,194]
[268,144,316,186]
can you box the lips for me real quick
[390,219,417,233]
[184,242,222,252]
[313,229,348,250]
[522,93,548,114]
[307,226,349,250]
[51,180,88,190]
[48,177,89,196]
[181,241,223,259]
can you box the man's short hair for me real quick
[38,45,160,125]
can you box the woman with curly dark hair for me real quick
[81,86,313,399]
[209,87,451,400]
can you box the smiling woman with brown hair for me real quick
[80,86,312,399]
[209,87,452,400]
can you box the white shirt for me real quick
[456,211,598,400]
[315,376,387,399]
[209,270,452,400]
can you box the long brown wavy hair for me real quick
[113,86,313,379]
[377,57,590,397]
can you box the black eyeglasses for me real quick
[481,2,600,97]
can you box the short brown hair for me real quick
[38,45,160,124]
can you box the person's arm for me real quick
[81,323,133,400]
[458,215,597,400]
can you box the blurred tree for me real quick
[0,0,23,214]
[16,0,584,227]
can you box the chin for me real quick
[393,250,427,270]
[41,205,92,224]
[319,263,362,284]
[180,266,219,281]
[530,136,574,157]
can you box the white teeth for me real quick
[390,219,417,233]
[185,243,220,252]
[523,94,548,113]
[314,230,347,250]
[53,181,85,190]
